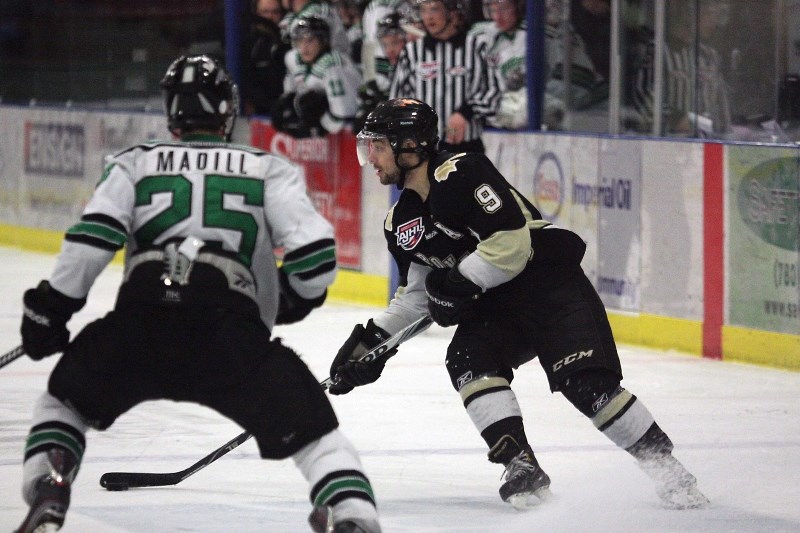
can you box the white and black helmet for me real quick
[290,15,332,49]
[482,0,525,19]
[377,12,405,39]
[161,55,238,138]
[414,0,463,11]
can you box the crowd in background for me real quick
[2,0,799,142]
[241,0,534,148]
[241,0,796,142]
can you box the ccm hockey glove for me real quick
[21,281,86,360]
[329,319,394,395]
[425,267,482,327]
[275,268,327,325]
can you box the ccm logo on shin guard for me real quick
[552,349,594,372]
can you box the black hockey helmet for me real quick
[290,15,331,48]
[356,98,439,166]
[377,12,405,39]
[161,55,238,139]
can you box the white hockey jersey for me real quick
[282,1,351,58]
[361,0,403,91]
[284,49,361,133]
[471,21,527,129]
[49,135,337,328]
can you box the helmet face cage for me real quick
[161,55,238,138]
[356,98,439,166]
[290,16,331,48]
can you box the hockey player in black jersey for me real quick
[15,55,380,533]
[328,97,708,511]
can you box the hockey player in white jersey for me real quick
[273,15,361,138]
[471,0,528,129]
[360,0,404,91]
[353,12,410,133]
[281,0,352,56]
[15,54,381,533]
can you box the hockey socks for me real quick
[590,391,708,509]
[293,429,381,532]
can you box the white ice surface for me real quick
[1,246,799,533]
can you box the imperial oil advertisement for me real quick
[595,139,642,312]
[728,145,800,334]
[484,133,642,312]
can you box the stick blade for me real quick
[100,471,179,490]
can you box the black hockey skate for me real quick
[16,449,76,533]
[308,506,375,533]
[489,435,551,509]
[639,454,709,509]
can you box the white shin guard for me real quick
[22,392,88,504]
[292,429,380,532]
[591,390,655,450]
[460,375,522,434]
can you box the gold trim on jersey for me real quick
[475,225,531,278]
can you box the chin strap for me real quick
[394,151,429,189]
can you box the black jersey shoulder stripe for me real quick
[81,213,127,234]
[283,238,336,276]
[65,215,127,251]
[283,238,336,261]
[64,232,123,252]
[294,260,336,281]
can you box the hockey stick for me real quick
[318,315,434,389]
[100,315,434,490]
[100,430,253,491]
[0,346,25,369]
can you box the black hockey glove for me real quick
[270,92,314,138]
[357,81,387,109]
[328,319,394,395]
[21,280,86,360]
[275,268,327,325]
[294,90,329,128]
[425,267,482,327]
[353,81,387,134]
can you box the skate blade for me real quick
[308,505,335,533]
[18,507,65,533]
[660,488,710,510]
[31,524,61,533]
[507,487,552,510]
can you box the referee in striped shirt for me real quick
[389,0,499,153]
